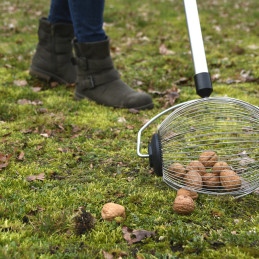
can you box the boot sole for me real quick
[29,66,71,85]
[74,92,154,110]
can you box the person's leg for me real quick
[69,0,153,109]
[48,0,72,24]
[68,0,106,42]
[29,0,76,84]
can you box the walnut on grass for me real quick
[177,188,198,200]
[173,195,195,214]
[101,203,126,221]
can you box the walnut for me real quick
[101,203,126,221]
[220,170,241,191]
[186,160,206,176]
[199,151,218,168]
[168,163,186,180]
[212,161,231,175]
[177,188,198,200]
[203,173,221,189]
[184,170,203,190]
[173,195,195,214]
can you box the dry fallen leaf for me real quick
[122,226,156,245]
[17,151,25,161]
[0,152,13,170]
[17,99,43,105]
[237,151,255,166]
[26,173,45,182]
[159,43,175,55]
[13,79,28,86]
[102,251,113,259]
[128,108,140,114]
[31,86,42,92]
[27,206,44,216]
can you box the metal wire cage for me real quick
[137,97,259,198]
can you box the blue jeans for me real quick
[47,0,106,43]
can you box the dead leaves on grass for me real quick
[0,152,13,170]
[122,226,156,245]
[149,85,180,108]
[26,173,45,182]
[17,99,43,106]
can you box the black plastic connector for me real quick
[148,133,163,176]
[194,72,213,98]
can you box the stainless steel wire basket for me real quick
[137,0,258,198]
[137,97,259,198]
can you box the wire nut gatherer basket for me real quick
[137,97,259,198]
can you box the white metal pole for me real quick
[183,0,208,74]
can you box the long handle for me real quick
[183,0,213,97]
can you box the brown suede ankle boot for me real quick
[72,38,153,110]
[30,18,76,84]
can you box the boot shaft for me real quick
[30,18,76,84]
[38,18,74,54]
[73,37,110,59]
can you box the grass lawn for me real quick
[0,0,258,258]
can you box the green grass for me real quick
[0,0,259,258]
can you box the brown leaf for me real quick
[26,173,45,182]
[50,81,59,87]
[27,206,44,216]
[58,148,69,153]
[159,43,175,55]
[17,99,43,105]
[17,151,25,161]
[13,79,28,86]
[102,251,113,259]
[122,226,156,245]
[174,77,189,85]
[26,175,37,182]
[2,132,12,137]
[232,46,245,55]
[17,99,31,105]
[238,150,255,166]
[128,108,140,114]
[20,129,33,134]
[127,177,134,182]
[0,152,13,170]
[37,108,48,113]
[126,125,134,130]
[31,87,42,92]
[72,125,82,133]
[162,85,181,108]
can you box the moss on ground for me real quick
[0,0,258,258]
